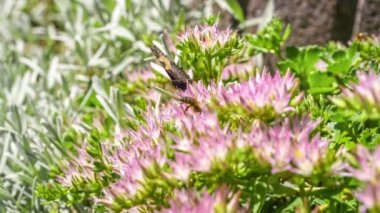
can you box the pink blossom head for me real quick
[160,187,244,213]
[247,116,330,176]
[178,25,234,51]
[127,69,156,83]
[347,145,380,212]
[96,107,170,206]
[221,60,256,81]
[177,70,303,121]
[168,110,232,181]
[348,145,380,184]
[355,184,380,213]
[56,145,97,187]
[220,70,302,115]
[333,71,380,118]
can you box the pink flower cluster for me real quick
[169,110,233,181]
[57,146,96,187]
[335,71,380,116]
[58,70,336,210]
[179,70,302,116]
[221,60,256,81]
[127,69,156,83]
[219,70,302,114]
[348,146,380,212]
[169,102,331,179]
[246,117,329,176]
[178,25,234,50]
[96,108,170,205]
[160,187,243,213]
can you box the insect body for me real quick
[179,96,202,112]
[150,45,192,91]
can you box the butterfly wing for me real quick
[150,45,192,90]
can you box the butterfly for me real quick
[150,45,192,91]
[151,44,201,112]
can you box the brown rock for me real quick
[206,0,379,45]
[359,0,380,35]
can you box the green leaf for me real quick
[251,180,270,213]
[278,197,303,212]
[94,161,107,172]
[0,187,13,200]
[304,47,322,71]
[215,0,245,22]
[307,71,337,94]
[246,19,290,55]
[327,46,360,74]
[282,25,292,41]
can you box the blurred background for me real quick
[220,0,379,45]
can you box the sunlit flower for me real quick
[160,187,243,213]
[117,107,170,143]
[178,25,234,50]
[348,145,380,184]
[127,69,156,83]
[246,116,330,176]
[315,60,328,71]
[93,108,169,205]
[333,71,380,117]
[104,145,164,201]
[169,111,232,180]
[348,145,380,212]
[355,184,380,213]
[178,70,302,118]
[219,70,302,114]
[221,60,255,80]
[56,145,97,187]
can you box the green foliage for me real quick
[245,18,291,56]
[0,0,246,211]
[250,19,379,98]
[215,0,245,22]
[176,26,242,84]
[33,17,380,212]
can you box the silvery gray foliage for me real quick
[0,0,240,211]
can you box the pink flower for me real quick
[247,116,330,176]
[347,145,380,212]
[116,107,171,142]
[127,69,156,83]
[160,187,243,213]
[56,145,98,187]
[178,25,234,50]
[101,108,170,202]
[104,145,164,200]
[178,70,302,118]
[348,145,380,184]
[333,71,380,117]
[315,60,328,71]
[169,111,232,180]
[355,184,380,213]
[221,60,255,80]
[219,70,302,114]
